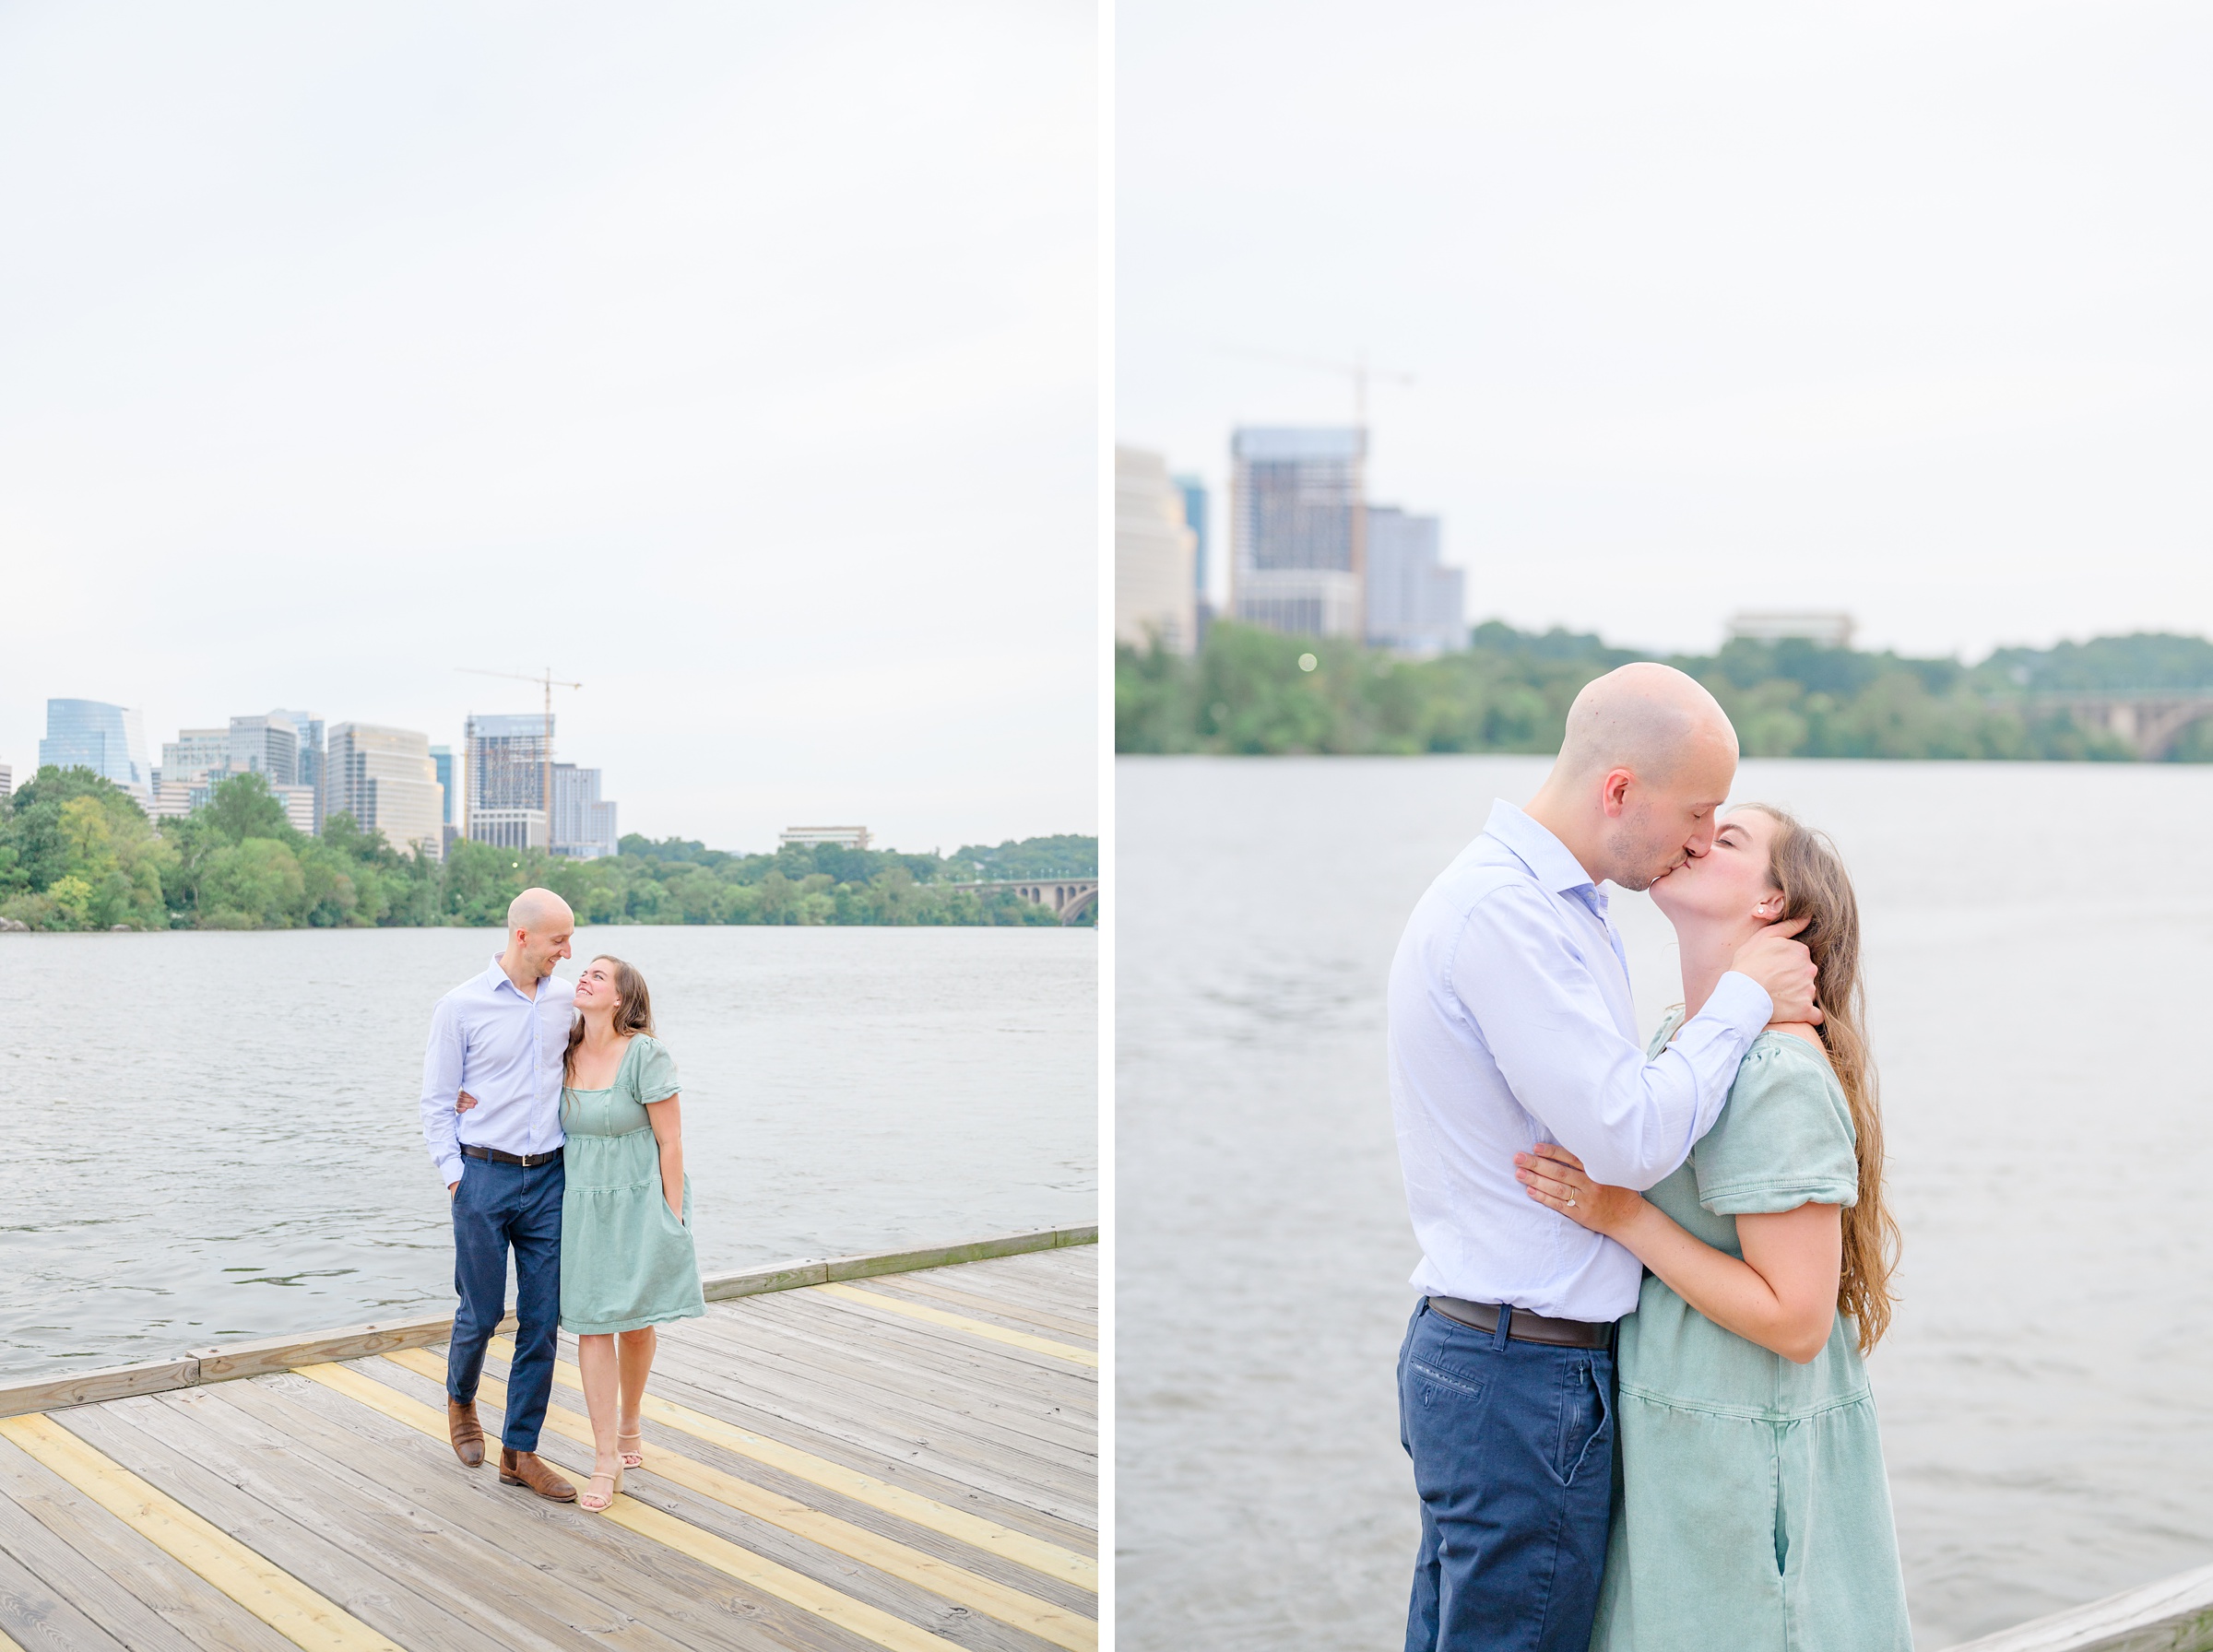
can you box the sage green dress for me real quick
[1590,1017,1911,1652]
[559,1034,705,1336]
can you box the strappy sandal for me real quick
[617,1423,645,1471]
[579,1465,623,1513]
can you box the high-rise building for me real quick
[269,710,325,828]
[429,747,456,826]
[161,729,231,786]
[228,714,299,787]
[39,700,150,799]
[1365,505,1467,656]
[1229,428,1366,639]
[463,714,551,851]
[325,724,445,860]
[0,763,12,801]
[1115,445,1199,655]
[551,764,619,859]
[1172,474,1210,595]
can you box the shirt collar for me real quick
[1484,800,1600,896]
[484,955,531,998]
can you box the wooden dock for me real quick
[0,1231,1096,1652]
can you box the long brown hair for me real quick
[566,954,655,1079]
[1742,805,1899,1354]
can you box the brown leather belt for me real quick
[461,1143,563,1169]
[1426,1296,1614,1350]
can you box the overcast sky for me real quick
[1118,0,2213,661]
[0,3,1095,853]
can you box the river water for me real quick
[1118,755,2213,1649]
[0,925,1095,1381]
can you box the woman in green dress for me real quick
[559,955,705,1513]
[1513,805,1911,1652]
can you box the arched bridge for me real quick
[943,877,1098,925]
[2029,693,2213,760]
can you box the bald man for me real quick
[1386,665,1818,1651]
[419,888,578,1503]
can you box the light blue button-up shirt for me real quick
[1387,800,1775,1321]
[420,957,575,1186]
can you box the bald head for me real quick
[1525,663,1742,891]
[507,887,574,935]
[1554,663,1736,787]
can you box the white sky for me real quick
[0,3,1096,854]
[1118,0,2213,661]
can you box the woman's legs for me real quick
[574,1331,623,1508]
[616,1326,657,1466]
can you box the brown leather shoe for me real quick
[500,1447,577,1502]
[447,1398,484,1468]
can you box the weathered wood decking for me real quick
[0,1236,1096,1652]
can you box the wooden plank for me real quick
[223,1375,851,1652]
[0,1360,200,1421]
[822,1231,1086,1284]
[1944,1562,2213,1651]
[54,1401,491,1652]
[641,1328,1097,1489]
[0,1412,406,1652]
[705,1262,830,1302]
[756,1292,1100,1390]
[461,1344,1095,1588]
[414,1338,1097,1551]
[865,1279,1097,1341]
[650,1321,1098,1466]
[189,1311,515,1383]
[124,1387,627,1652]
[646,1323,1098,1483]
[184,1380,709,1652]
[378,1349,1091,1648]
[0,1434,299,1652]
[0,1538,127,1652]
[294,1362,967,1652]
[926,1261,1096,1317]
[814,1288,1095,1367]
[709,1295,1099,1409]
[706,1300,1098,1420]
[634,1342,1095,1528]
[0,1235,1096,1421]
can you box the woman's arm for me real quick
[645,1094,684,1221]
[1515,1144,1840,1363]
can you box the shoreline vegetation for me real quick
[1118,621,2213,761]
[0,766,1096,933]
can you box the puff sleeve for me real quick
[634,1036,681,1105]
[1692,1040,1858,1216]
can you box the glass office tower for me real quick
[38,700,149,796]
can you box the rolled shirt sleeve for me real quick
[420,997,466,1186]
[1450,886,1775,1189]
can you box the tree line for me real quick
[1118,621,2213,761]
[0,767,1095,932]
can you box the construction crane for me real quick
[1220,345,1414,640]
[456,666,581,850]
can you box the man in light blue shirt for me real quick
[1389,664,1818,1652]
[420,887,578,1502]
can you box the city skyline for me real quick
[0,3,1097,854]
[1118,1,2213,662]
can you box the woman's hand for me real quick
[456,1090,479,1114]
[1514,1144,1643,1236]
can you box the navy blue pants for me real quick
[1398,1300,1616,1652]
[447,1154,563,1454]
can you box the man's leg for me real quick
[502,1155,564,1454]
[447,1163,512,1406]
[1399,1304,1615,1652]
[1399,1307,1445,1652]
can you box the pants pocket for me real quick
[1558,1358,1612,1485]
